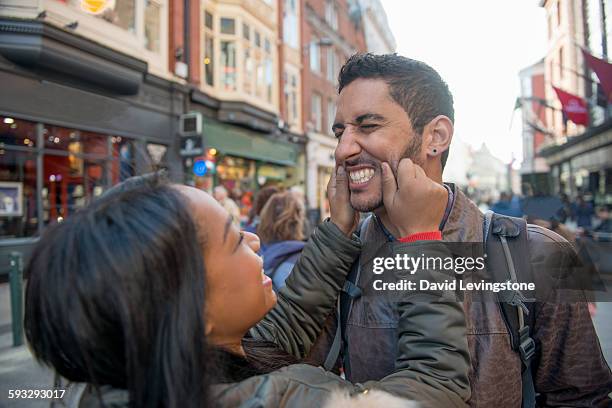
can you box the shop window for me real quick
[43,155,107,226]
[0,117,36,148]
[221,41,237,91]
[0,151,37,238]
[111,137,136,184]
[43,126,108,156]
[144,0,161,52]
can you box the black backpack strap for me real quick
[323,216,370,372]
[484,211,537,408]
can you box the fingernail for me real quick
[337,166,345,176]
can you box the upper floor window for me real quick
[325,0,338,30]
[77,0,163,53]
[221,18,236,35]
[203,10,214,86]
[310,40,321,72]
[312,93,322,132]
[326,47,336,82]
[283,0,299,48]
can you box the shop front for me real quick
[190,120,302,225]
[0,19,181,273]
[306,132,336,222]
[542,120,612,205]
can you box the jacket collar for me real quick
[441,185,484,243]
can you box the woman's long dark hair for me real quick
[24,175,297,408]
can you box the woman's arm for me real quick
[249,220,360,359]
[360,239,470,407]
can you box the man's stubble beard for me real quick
[349,136,422,213]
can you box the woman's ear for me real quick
[424,115,453,158]
[205,320,214,336]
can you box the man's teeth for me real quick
[349,169,375,184]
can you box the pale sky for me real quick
[380,0,548,164]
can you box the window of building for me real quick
[312,93,322,132]
[255,31,261,47]
[557,0,561,26]
[327,98,335,135]
[326,47,336,82]
[283,0,299,48]
[205,10,213,29]
[221,40,237,91]
[325,0,338,30]
[86,0,165,54]
[284,71,299,126]
[220,18,236,35]
[310,40,321,72]
[203,10,214,86]
[243,22,250,40]
[264,42,273,103]
[559,46,563,79]
[99,0,136,32]
[144,0,161,52]
[0,117,140,238]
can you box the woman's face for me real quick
[178,186,277,347]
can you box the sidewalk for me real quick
[0,283,54,408]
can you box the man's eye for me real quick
[361,124,378,130]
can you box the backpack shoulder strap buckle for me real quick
[518,325,536,363]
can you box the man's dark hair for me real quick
[338,53,454,168]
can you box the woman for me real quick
[258,191,306,289]
[244,186,279,233]
[24,175,469,408]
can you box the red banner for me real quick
[552,86,589,126]
[582,49,612,102]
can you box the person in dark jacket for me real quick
[23,173,470,408]
[311,53,612,407]
[258,191,306,289]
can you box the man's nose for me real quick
[334,127,361,164]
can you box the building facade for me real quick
[539,0,612,205]
[302,0,366,221]
[0,0,183,264]
[518,58,552,194]
[358,0,395,54]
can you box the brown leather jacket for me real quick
[307,187,612,407]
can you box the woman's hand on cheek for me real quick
[327,165,359,237]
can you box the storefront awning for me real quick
[203,120,298,166]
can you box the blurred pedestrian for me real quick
[490,192,523,217]
[244,186,279,233]
[257,192,306,289]
[213,185,240,227]
[572,195,595,229]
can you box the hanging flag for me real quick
[552,86,589,126]
[582,49,612,103]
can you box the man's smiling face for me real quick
[333,78,423,212]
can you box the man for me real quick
[310,53,612,407]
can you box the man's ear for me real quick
[424,115,453,158]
